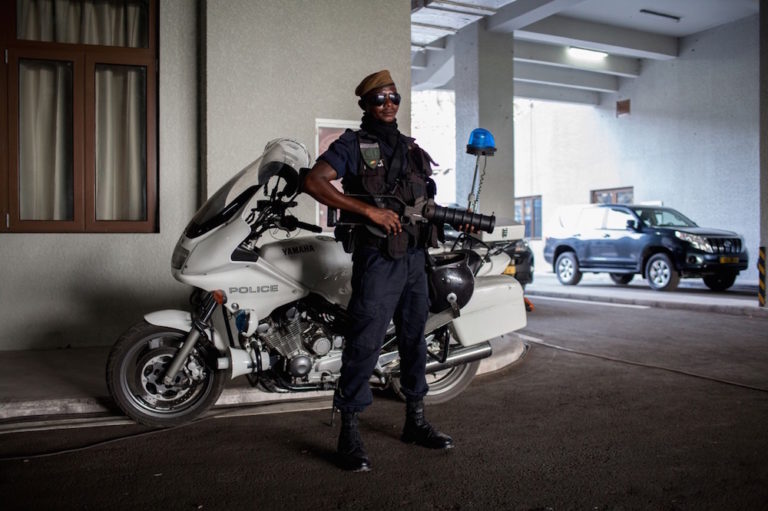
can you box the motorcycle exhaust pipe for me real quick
[423,342,492,374]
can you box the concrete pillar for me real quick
[478,29,516,220]
[761,4,767,306]
[453,23,516,219]
[454,23,480,209]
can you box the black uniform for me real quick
[318,126,439,413]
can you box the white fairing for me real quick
[144,310,228,351]
[474,252,511,277]
[451,275,526,346]
[171,138,313,318]
[259,236,353,307]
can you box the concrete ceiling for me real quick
[411,0,760,104]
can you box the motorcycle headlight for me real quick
[675,231,713,253]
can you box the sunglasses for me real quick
[367,92,401,107]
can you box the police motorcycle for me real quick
[106,138,527,427]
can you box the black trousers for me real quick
[333,246,430,413]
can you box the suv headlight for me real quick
[675,231,713,253]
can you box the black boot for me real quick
[401,400,454,449]
[337,411,371,472]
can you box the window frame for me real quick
[514,195,542,240]
[0,15,8,232]
[85,51,156,233]
[2,0,158,233]
[590,186,634,205]
[9,48,86,232]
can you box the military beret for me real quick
[355,70,395,97]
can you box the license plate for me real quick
[719,256,739,264]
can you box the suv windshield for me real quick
[632,207,697,228]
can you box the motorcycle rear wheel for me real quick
[391,361,480,405]
[390,332,481,404]
[106,321,229,428]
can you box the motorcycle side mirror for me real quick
[276,164,299,197]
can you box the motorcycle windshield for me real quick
[185,138,310,239]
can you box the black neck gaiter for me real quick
[361,112,400,149]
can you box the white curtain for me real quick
[95,64,146,220]
[18,0,147,47]
[19,60,73,220]
[17,0,147,222]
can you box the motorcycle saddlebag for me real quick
[450,275,526,346]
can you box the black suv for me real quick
[543,204,749,291]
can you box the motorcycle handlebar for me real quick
[297,220,323,233]
[281,216,323,233]
[422,203,495,233]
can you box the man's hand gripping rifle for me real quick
[328,196,495,236]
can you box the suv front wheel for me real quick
[555,252,582,286]
[645,253,680,291]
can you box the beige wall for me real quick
[0,0,412,350]
[205,0,412,223]
[0,0,199,350]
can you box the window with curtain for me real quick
[2,0,157,233]
[514,195,542,239]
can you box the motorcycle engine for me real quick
[260,307,336,378]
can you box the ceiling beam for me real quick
[411,5,483,30]
[514,61,619,93]
[486,0,587,32]
[412,38,447,53]
[514,15,678,60]
[412,42,456,91]
[513,81,600,105]
[411,51,428,69]
[513,39,641,78]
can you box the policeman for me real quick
[304,70,453,472]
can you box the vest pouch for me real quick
[360,142,388,195]
[362,168,388,195]
[385,231,409,260]
[334,225,355,253]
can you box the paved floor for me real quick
[526,271,765,317]
[0,271,764,426]
[2,298,766,510]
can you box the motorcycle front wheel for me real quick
[106,321,229,428]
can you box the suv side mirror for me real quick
[626,219,638,231]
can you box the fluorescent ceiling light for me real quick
[639,8,681,23]
[567,47,608,61]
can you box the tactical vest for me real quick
[337,130,440,259]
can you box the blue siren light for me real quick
[466,128,496,156]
